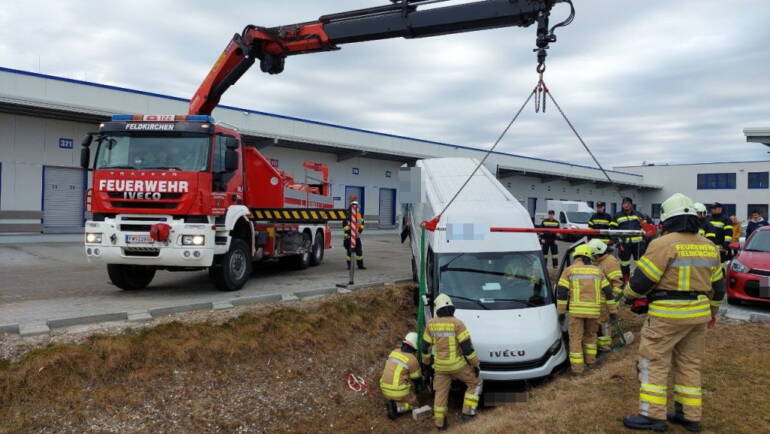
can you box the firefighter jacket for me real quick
[538,218,560,242]
[588,212,612,230]
[421,316,479,373]
[343,212,364,240]
[556,262,616,318]
[596,253,624,297]
[624,232,725,324]
[699,215,733,247]
[379,347,422,399]
[610,211,643,243]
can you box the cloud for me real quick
[1,0,769,168]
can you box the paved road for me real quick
[0,232,411,326]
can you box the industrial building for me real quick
[1,65,767,234]
[620,161,770,221]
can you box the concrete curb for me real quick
[231,293,283,306]
[294,287,338,299]
[47,312,129,329]
[9,279,416,337]
[749,312,770,324]
[149,302,215,318]
[0,324,20,335]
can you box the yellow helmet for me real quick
[572,244,593,259]
[433,293,453,315]
[587,238,608,256]
[404,332,418,349]
[661,193,696,222]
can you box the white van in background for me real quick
[400,158,566,381]
[536,200,594,241]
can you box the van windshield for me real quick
[566,212,592,223]
[437,251,550,310]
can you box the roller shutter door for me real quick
[379,188,396,228]
[43,166,84,233]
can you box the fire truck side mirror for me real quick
[80,134,92,169]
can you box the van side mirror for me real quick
[225,148,238,172]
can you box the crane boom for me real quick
[189,0,571,115]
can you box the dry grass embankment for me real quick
[1,283,768,434]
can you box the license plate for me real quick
[125,234,154,244]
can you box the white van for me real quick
[536,200,594,242]
[400,158,566,381]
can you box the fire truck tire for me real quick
[209,238,252,291]
[107,264,156,290]
[291,232,312,270]
[309,231,324,266]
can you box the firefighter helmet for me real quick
[433,293,453,315]
[661,193,696,222]
[571,244,594,259]
[404,332,418,349]
[587,238,608,256]
[693,202,706,214]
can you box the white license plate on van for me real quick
[125,234,154,244]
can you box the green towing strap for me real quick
[417,226,427,355]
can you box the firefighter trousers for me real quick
[618,242,641,278]
[541,240,558,267]
[343,238,363,262]
[636,317,706,421]
[383,390,418,413]
[568,316,599,373]
[432,364,483,428]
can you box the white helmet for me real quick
[661,193,697,222]
[403,332,418,349]
[693,202,706,214]
[433,293,453,315]
[587,238,608,256]
[350,200,359,207]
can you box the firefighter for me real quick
[538,210,560,268]
[693,202,707,228]
[422,293,482,429]
[699,202,733,262]
[588,201,612,243]
[380,332,424,420]
[343,199,366,270]
[622,193,725,432]
[611,197,643,282]
[556,245,616,374]
[587,238,623,352]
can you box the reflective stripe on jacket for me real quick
[422,317,476,372]
[700,215,733,246]
[556,264,615,318]
[610,211,643,242]
[379,348,421,399]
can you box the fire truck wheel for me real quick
[309,231,324,266]
[292,231,312,270]
[107,264,156,291]
[209,238,252,291]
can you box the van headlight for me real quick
[181,235,206,246]
[549,338,563,355]
[85,233,103,244]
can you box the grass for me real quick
[1,284,768,433]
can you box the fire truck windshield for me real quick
[94,133,210,172]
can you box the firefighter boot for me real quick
[357,260,367,270]
[622,414,667,432]
[386,400,399,420]
[667,403,701,432]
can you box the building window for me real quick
[697,173,735,189]
[651,203,661,219]
[748,172,768,189]
[385,170,392,178]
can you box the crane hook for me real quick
[533,0,575,74]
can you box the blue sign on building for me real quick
[385,170,392,178]
[59,138,74,149]
[352,168,360,175]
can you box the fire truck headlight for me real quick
[182,235,206,246]
[85,233,103,244]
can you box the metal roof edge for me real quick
[1,65,644,179]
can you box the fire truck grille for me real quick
[123,247,161,257]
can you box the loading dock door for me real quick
[43,166,84,233]
[379,188,396,228]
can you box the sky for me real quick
[1,0,769,168]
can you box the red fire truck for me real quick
[80,0,573,291]
[81,114,342,291]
